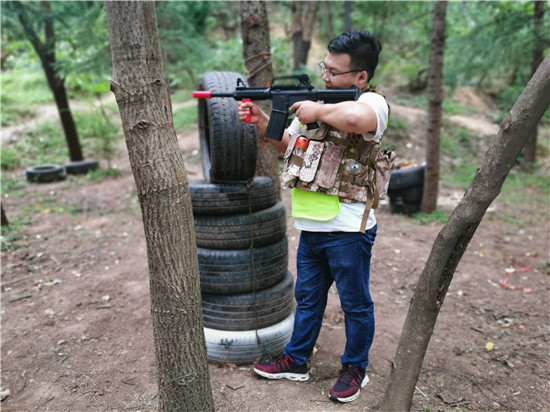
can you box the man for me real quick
[238,30,388,404]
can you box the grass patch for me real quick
[386,117,410,145]
[0,214,31,252]
[87,168,121,181]
[15,120,68,166]
[411,209,449,225]
[1,176,27,199]
[501,167,550,201]
[496,212,534,229]
[73,109,121,163]
[1,148,21,170]
[1,69,52,126]
[441,162,479,188]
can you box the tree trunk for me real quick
[522,0,545,170]
[290,1,319,72]
[1,204,8,226]
[13,1,83,161]
[104,3,214,411]
[322,2,335,41]
[420,1,446,214]
[344,0,353,32]
[240,0,281,197]
[380,54,550,412]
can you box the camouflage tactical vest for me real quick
[281,103,396,232]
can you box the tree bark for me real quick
[12,1,83,161]
[421,1,446,213]
[290,1,319,72]
[240,0,281,197]
[104,3,214,411]
[1,204,8,226]
[522,0,545,170]
[380,54,550,412]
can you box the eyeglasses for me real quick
[318,61,364,79]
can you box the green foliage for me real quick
[444,2,550,97]
[157,2,216,90]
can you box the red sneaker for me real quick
[329,365,369,403]
[253,354,310,381]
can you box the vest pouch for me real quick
[299,141,325,183]
[376,147,397,200]
[313,144,345,189]
[281,134,304,187]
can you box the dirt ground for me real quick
[1,96,549,412]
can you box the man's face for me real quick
[320,52,366,90]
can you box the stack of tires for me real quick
[191,71,295,365]
[387,165,426,215]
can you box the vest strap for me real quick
[340,175,369,187]
[360,188,374,233]
[346,151,370,164]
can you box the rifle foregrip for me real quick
[265,109,288,141]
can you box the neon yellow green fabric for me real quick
[291,188,341,221]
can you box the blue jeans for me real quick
[284,225,377,371]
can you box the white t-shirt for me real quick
[286,91,389,232]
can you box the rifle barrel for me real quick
[192,91,234,99]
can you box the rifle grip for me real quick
[242,98,252,122]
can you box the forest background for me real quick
[1,1,548,176]
[1,1,549,412]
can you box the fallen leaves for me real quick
[497,256,538,292]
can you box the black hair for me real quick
[328,30,382,82]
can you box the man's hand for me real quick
[238,100,268,128]
[291,101,323,126]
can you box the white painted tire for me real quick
[204,313,294,365]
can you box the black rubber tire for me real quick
[388,184,424,204]
[194,201,287,250]
[64,159,99,175]
[198,237,288,294]
[197,71,257,183]
[25,164,67,183]
[202,271,294,331]
[190,176,277,216]
[388,165,425,191]
[389,200,421,216]
[204,313,294,365]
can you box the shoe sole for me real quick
[329,374,369,403]
[253,368,310,382]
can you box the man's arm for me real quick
[291,100,378,135]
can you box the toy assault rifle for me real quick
[193,74,361,141]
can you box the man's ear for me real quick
[358,70,369,88]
